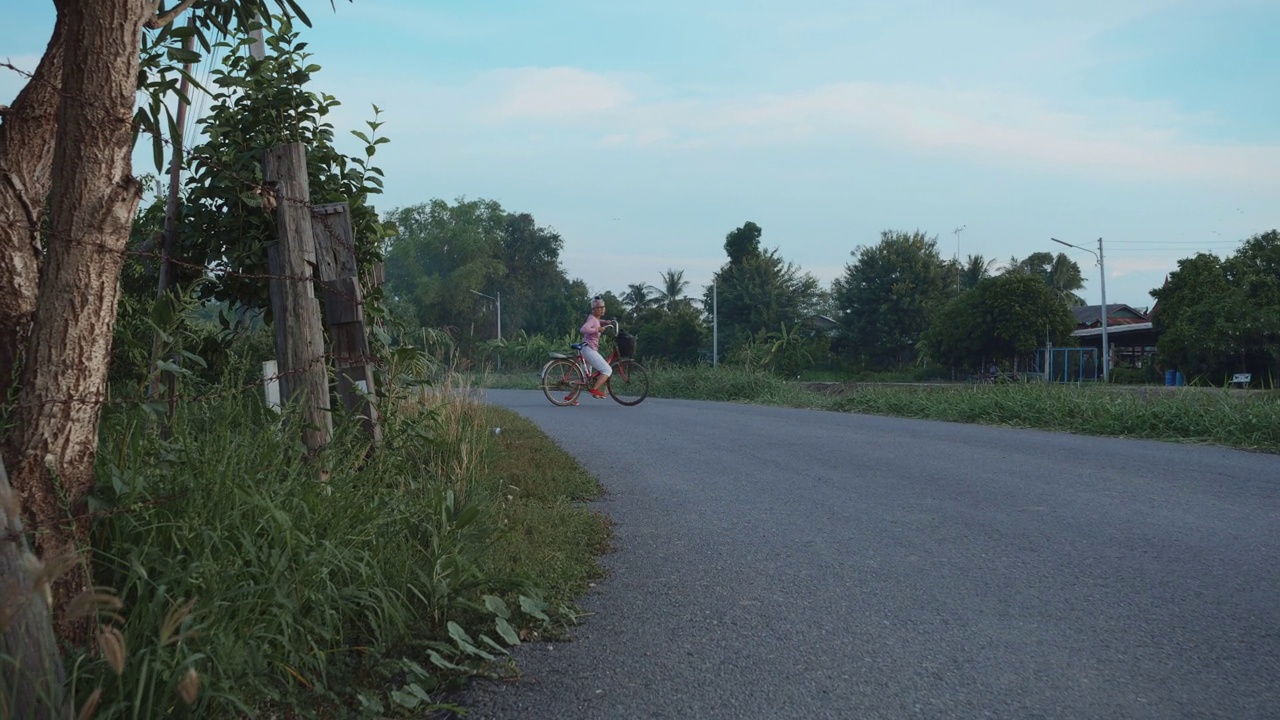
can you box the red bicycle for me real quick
[540,321,650,407]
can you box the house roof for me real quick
[801,314,838,331]
[1072,322,1153,338]
[1071,304,1149,327]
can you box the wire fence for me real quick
[1,55,391,417]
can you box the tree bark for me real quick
[9,0,147,642]
[0,457,71,719]
[0,4,68,431]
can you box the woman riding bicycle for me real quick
[575,296,614,401]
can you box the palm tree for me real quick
[656,268,691,312]
[1048,253,1086,306]
[961,254,998,291]
[1003,252,1085,307]
[622,282,658,314]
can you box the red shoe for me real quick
[588,388,607,399]
[564,394,580,406]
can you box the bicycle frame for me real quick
[540,321,649,406]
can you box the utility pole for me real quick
[953,225,966,292]
[1051,237,1109,382]
[1097,237,1109,383]
[712,278,718,367]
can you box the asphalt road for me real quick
[457,389,1280,719]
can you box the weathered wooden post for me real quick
[264,142,331,453]
[310,202,381,444]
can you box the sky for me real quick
[3,0,1278,310]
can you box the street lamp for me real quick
[1051,237,1108,382]
[712,278,718,368]
[953,225,965,292]
[469,289,501,372]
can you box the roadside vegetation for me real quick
[63,346,610,718]
[480,364,1280,453]
[4,3,1277,718]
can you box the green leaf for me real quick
[427,650,464,671]
[480,633,509,654]
[166,47,202,64]
[483,594,510,619]
[519,595,551,622]
[495,617,521,646]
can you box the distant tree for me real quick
[704,244,822,356]
[1153,230,1280,382]
[656,268,692,313]
[622,282,659,317]
[833,230,951,368]
[724,221,763,266]
[924,273,1076,373]
[383,199,507,338]
[496,212,578,337]
[960,254,999,291]
[631,305,704,364]
[1004,251,1086,306]
[921,291,986,372]
[1151,254,1236,379]
[384,199,585,346]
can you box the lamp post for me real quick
[1051,237,1108,382]
[712,278,718,367]
[953,225,966,292]
[470,289,501,372]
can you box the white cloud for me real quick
[484,67,633,122]
[349,61,1274,187]
[591,81,1279,185]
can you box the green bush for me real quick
[75,380,565,718]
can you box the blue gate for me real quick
[1036,347,1100,383]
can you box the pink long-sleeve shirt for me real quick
[580,315,604,350]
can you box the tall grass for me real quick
[67,375,597,718]
[828,383,1280,450]
[480,361,1280,452]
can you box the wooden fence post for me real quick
[264,142,331,453]
[310,202,381,444]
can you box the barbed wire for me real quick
[10,349,389,414]
[5,52,382,311]
[1,57,371,264]
[1,58,410,435]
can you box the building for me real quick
[1070,304,1158,368]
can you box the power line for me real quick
[1105,239,1245,245]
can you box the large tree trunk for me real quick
[0,5,68,426]
[0,457,71,719]
[9,0,147,642]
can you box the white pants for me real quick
[582,347,612,377]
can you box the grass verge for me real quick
[478,405,611,632]
[53,379,609,718]
[478,364,1280,453]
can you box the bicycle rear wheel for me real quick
[542,358,585,406]
[606,359,649,406]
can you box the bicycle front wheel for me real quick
[542,358,585,406]
[606,359,649,406]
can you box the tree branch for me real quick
[145,0,201,30]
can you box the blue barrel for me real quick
[1176,371,1186,386]
[1165,370,1176,386]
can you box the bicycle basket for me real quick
[616,332,636,358]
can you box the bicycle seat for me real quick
[571,343,584,351]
